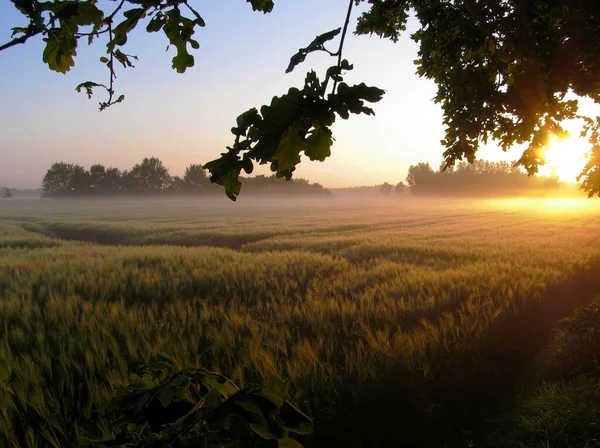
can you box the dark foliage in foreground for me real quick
[553,302,600,378]
[101,362,311,447]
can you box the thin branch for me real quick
[106,0,127,22]
[332,0,354,94]
[75,28,110,37]
[105,22,117,105]
[321,0,354,95]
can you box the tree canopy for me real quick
[3,0,600,198]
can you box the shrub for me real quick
[553,302,600,377]
[100,362,312,447]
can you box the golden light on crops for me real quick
[538,136,590,183]
[497,197,596,212]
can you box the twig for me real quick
[107,0,127,22]
[332,0,354,94]
[75,28,110,37]
[101,22,118,109]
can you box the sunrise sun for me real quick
[538,136,590,183]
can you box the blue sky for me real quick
[0,0,521,189]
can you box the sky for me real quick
[0,0,526,189]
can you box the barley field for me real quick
[1,196,600,447]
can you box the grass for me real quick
[514,378,600,448]
[1,196,600,446]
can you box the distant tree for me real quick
[168,176,186,192]
[0,188,12,199]
[120,169,139,193]
[42,162,75,196]
[406,163,436,190]
[104,167,123,193]
[184,164,208,190]
[129,157,171,191]
[88,164,106,193]
[70,165,91,193]
[311,182,327,193]
[395,182,405,194]
[380,182,393,196]
[42,163,92,195]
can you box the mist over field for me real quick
[1,194,600,446]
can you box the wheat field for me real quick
[1,196,599,447]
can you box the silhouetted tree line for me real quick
[404,160,560,195]
[41,158,330,197]
[240,175,330,195]
[7,189,42,198]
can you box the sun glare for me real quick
[538,136,590,183]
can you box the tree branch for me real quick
[332,0,354,94]
[0,29,42,52]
